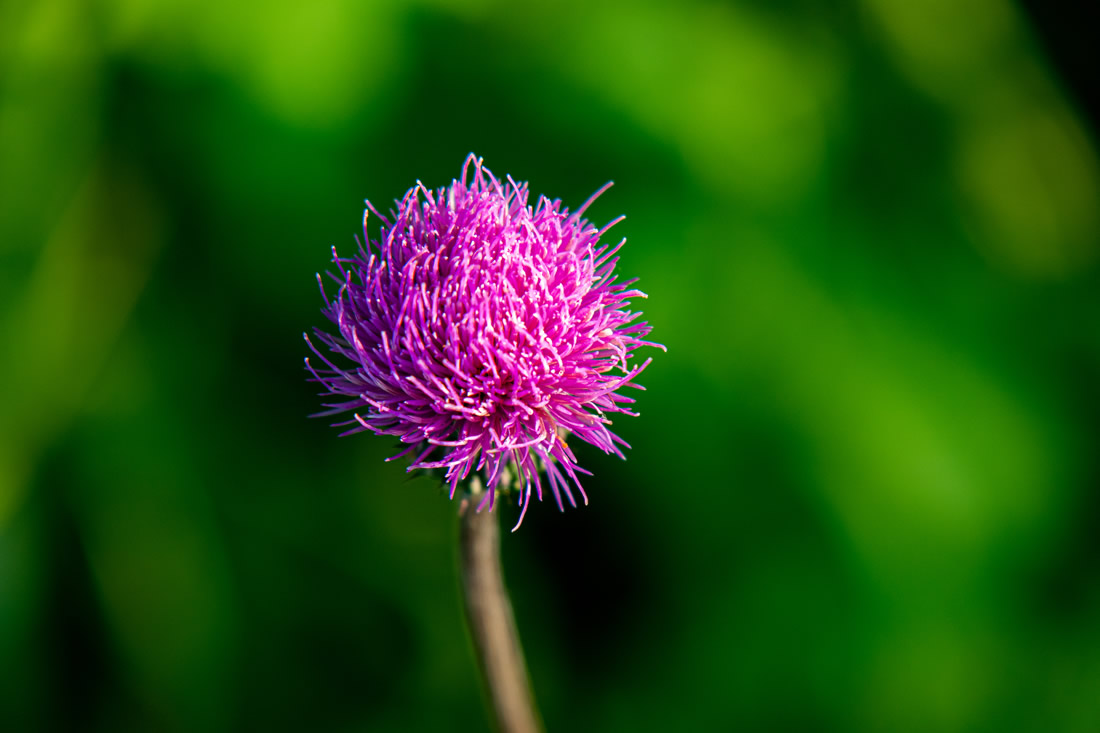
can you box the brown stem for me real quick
[458,484,542,733]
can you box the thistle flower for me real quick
[305,154,662,528]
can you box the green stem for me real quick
[458,483,542,733]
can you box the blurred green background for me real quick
[3,0,1100,730]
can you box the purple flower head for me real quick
[305,154,662,529]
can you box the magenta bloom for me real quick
[306,155,662,528]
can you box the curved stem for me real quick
[458,488,542,733]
